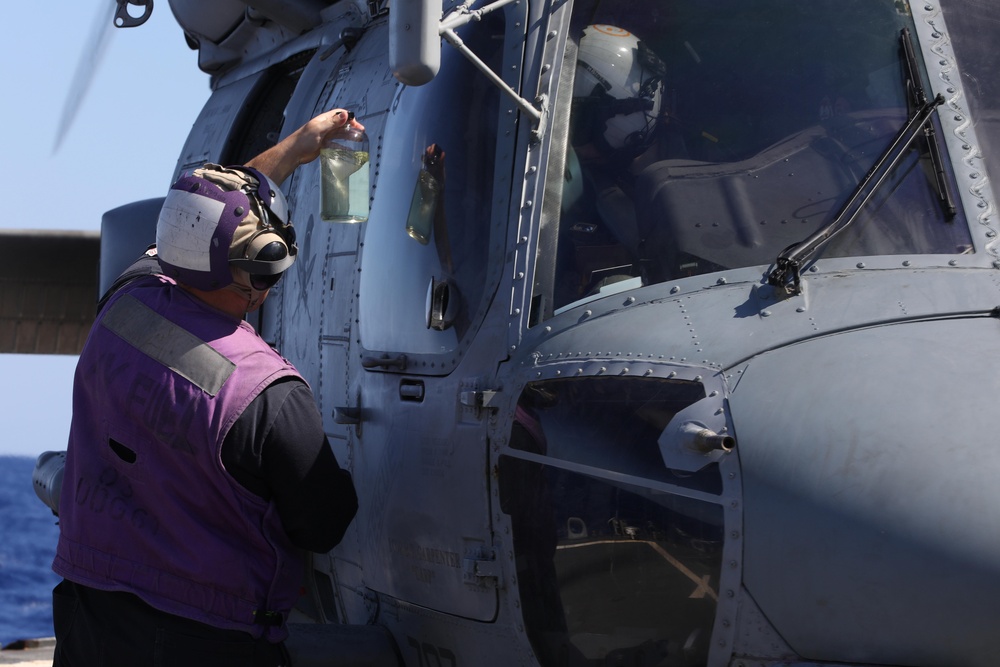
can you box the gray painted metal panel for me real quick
[525,268,1000,373]
[730,317,1000,666]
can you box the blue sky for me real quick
[0,1,211,457]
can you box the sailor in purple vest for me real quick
[50,109,363,667]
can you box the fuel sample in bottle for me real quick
[320,115,370,223]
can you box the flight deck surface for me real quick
[0,638,54,666]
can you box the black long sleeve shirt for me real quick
[222,377,357,553]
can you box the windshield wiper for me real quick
[767,30,951,295]
[901,27,957,220]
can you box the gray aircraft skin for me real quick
[14,0,1000,666]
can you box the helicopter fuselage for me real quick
[89,0,1000,664]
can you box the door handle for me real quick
[361,353,408,371]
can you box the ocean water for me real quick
[0,456,60,647]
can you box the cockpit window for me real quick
[537,0,973,317]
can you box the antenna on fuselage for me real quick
[389,0,442,85]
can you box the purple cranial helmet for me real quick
[156,164,297,291]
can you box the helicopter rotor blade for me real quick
[53,0,118,154]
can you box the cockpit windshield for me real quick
[536,0,973,317]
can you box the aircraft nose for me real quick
[728,315,1000,667]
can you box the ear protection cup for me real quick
[232,229,292,290]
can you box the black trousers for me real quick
[52,580,290,667]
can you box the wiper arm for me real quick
[768,93,944,294]
[901,27,957,220]
[768,31,948,295]
[768,30,956,295]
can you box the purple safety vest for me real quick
[54,275,303,641]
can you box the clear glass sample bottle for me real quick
[320,125,370,223]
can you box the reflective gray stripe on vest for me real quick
[101,295,235,396]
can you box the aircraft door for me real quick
[353,7,516,621]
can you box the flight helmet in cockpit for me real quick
[573,24,667,158]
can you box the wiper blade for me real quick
[901,27,957,220]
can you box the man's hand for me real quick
[247,109,366,185]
